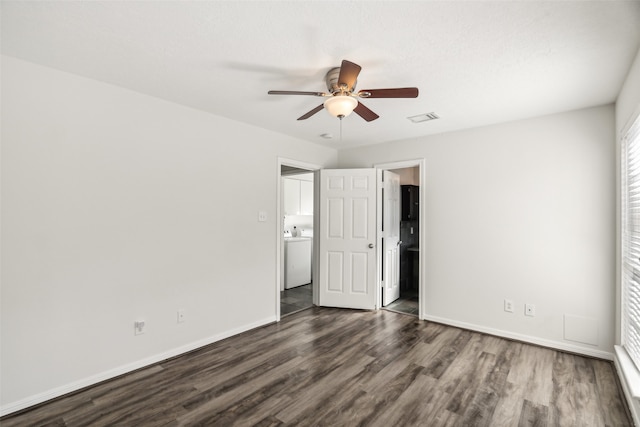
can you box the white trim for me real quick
[374,159,425,320]
[276,157,321,320]
[376,168,383,309]
[615,346,640,425]
[621,103,640,138]
[617,105,640,348]
[0,316,276,417]
[423,314,614,361]
[616,345,640,399]
[620,109,640,371]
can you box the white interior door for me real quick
[318,169,377,310]
[382,171,401,306]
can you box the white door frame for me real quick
[276,157,321,322]
[374,159,425,320]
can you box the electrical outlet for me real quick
[258,211,267,222]
[504,299,514,313]
[177,309,185,323]
[525,304,536,317]
[134,320,146,335]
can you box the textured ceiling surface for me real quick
[2,1,640,149]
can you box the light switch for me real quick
[258,211,268,222]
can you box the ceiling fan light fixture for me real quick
[268,59,418,122]
[324,95,358,119]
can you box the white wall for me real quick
[390,166,419,186]
[339,105,616,358]
[0,56,338,413]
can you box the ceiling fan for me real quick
[268,60,419,122]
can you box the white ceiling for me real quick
[2,1,640,149]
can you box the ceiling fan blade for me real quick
[297,104,325,120]
[358,87,419,98]
[268,90,326,96]
[337,60,362,91]
[353,102,379,122]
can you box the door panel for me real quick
[328,252,344,292]
[319,169,377,309]
[352,198,369,238]
[328,199,344,237]
[351,253,368,293]
[383,171,401,306]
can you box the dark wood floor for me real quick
[1,307,632,426]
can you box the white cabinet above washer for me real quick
[283,174,313,215]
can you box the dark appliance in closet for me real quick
[400,185,419,292]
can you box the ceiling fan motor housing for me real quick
[325,67,356,94]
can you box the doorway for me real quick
[277,159,320,319]
[376,160,423,318]
[276,160,422,320]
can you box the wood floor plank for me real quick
[368,369,439,427]
[424,329,472,379]
[436,332,497,395]
[0,307,632,427]
[0,395,95,427]
[188,347,302,401]
[274,352,375,423]
[517,345,555,406]
[550,352,600,426]
[452,347,508,426]
[358,340,431,392]
[174,356,306,426]
[66,383,198,426]
[593,359,633,426]
[352,363,428,425]
[286,380,375,427]
[290,363,428,427]
[490,341,541,425]
[518,399,549,427]
[488,380,524,427]
[252,415,285,427]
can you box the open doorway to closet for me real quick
[279,163,316,317]
[378,161,422,317]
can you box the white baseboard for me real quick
[422,314,614,361]
[0,315,277,417]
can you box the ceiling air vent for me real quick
[407,112,439,123]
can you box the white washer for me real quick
[299,229,313,277]
[284,237,311,289]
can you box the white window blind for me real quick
[622,112,640,370]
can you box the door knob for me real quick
[368,243,374,248]
[397,240,403,246]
